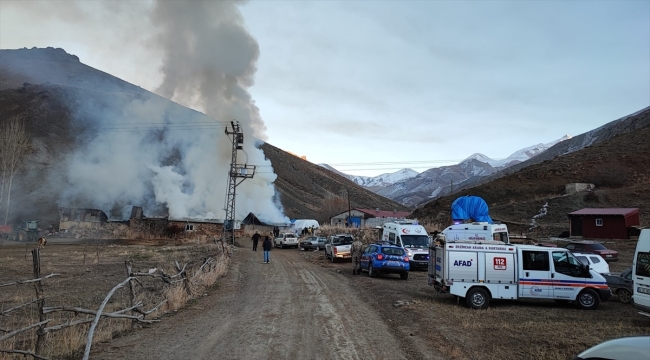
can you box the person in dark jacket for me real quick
[262,236,272,263]
[251,231,261,251]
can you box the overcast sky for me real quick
[1,0,649,177]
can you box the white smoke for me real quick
[52,0,288,224]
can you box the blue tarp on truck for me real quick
[451,196,493,224]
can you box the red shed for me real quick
[568,208,640,239]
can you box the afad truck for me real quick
[428,225,611,310]
[382,221,430,269]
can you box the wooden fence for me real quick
[0,245,229,360]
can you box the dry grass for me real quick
[0,238,232,360]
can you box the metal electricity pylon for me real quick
[223,121,255,245]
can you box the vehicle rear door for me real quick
[519,250,552,298]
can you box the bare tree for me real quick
[0,119,31,225]
[319,192,348,223]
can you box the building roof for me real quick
[568,208,639,217]
[354,208,412,218]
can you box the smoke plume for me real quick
[51,0,288,223]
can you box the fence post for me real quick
[125,260,136,328]
[32,248,46,355]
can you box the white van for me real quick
[429,237,611,309]
[633,229,650,317]
[382,221,429,269]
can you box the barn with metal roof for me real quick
[568,208,640,239]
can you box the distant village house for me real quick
[568,208,640,239]
[330,208,412,228]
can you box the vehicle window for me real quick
[401,235,429,248]
[388,233,395,242]
[575,256,589,265]
[588,243,607,250]
[381,247,405,256]
[368,245,377,253]
[624,270,632,280]
[493,232,509,243]
[362,246,371,254]
[636,252,650,277]
[341,236,353,245]
[522,251,550,271]
[574,244,585,251]
[553,251,584,277]
[589,256,601,264]
[566,244,575,250]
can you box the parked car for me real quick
[565,240,619,262]
[573,336,650,360]
[299,236,326,251]
[604,268,633,304]
[274,232,299,249]
[359,243,410,280]
[573,252,610,275]
[325,234,354,262]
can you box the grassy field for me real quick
[0,238,230,360]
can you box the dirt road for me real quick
[93,247,436,360]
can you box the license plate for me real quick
[386,261,402,267]
[606,255,612,257]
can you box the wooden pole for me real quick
[32,249,46,355]
[125,261,136,328]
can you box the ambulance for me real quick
[382,221,430,269]
[428,234,611,309]
[441,222,510,243]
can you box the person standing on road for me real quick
[251,231,261,251]
[350,237,364,275]
[262,235,272,263]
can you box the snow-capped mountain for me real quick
[462,135,572,168]
[317,165,418,188]
[321,134,572,207]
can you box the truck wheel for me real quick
[368,264,376,278]
[617,288,632,304]
[331,255,336,263]
[576,289,600,310]
[400,272,409,280]
[466,287,490,309]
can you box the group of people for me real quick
[299,226,316,237]
[251,231,273,263]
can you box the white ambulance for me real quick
[633,229,650,317]
[382,221,430,270]
[428,235,611,309]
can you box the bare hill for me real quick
[412,123,650,237]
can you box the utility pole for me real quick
[347,188,351,227]
[223,121,255,245]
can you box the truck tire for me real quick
[617,288,632,304]
[576,288,600,310]
[466,287,490,309]
[331,254,336,263]
[400,272,409,280]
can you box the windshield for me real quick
[400,235,429,248]
[493,232,509,243]
[575,255,589,265]
[334,236,353,245]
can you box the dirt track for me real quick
[92,247,438,360]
